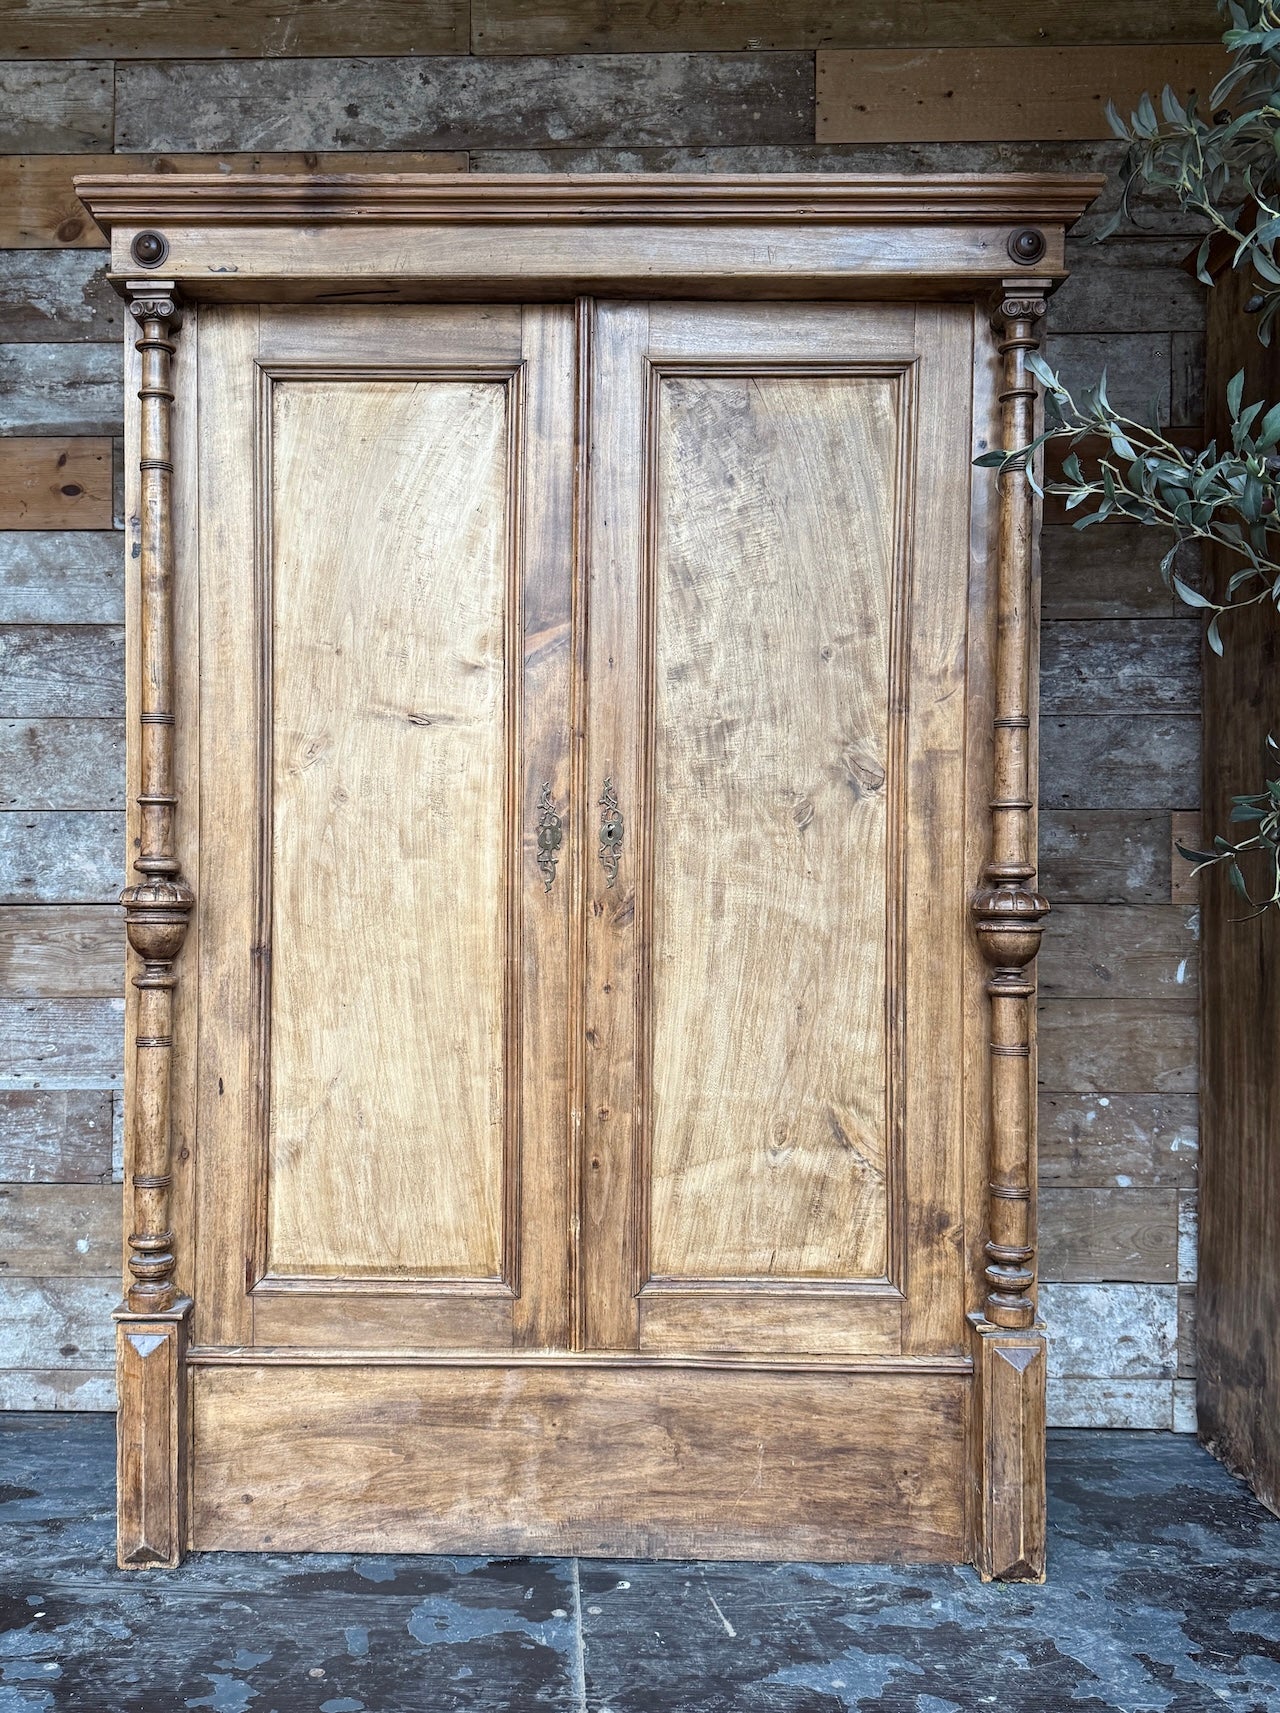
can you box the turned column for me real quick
[969,279,1052,1583]
[115,280,193,1569]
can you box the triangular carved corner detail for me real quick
[994,1342,1042,1374]
[128,1334,166,1358]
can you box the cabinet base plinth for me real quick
[969,1314,1047,1582]
[114,1298,192,1570]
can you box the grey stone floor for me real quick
[2,1417,1279,1712]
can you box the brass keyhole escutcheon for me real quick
[535,783,563,892]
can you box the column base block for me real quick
[968,1312,1046,1582]
[114,1297,192,1569]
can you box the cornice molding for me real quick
[74,171,1105,232]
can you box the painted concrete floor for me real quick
[2,1419,1279,1712]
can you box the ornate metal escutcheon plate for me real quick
[598,777,624,888]
[536,783,563,892]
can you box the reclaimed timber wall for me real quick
[0,4,1213,1426]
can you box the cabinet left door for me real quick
[187,304,577,1355]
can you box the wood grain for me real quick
[1040,621,1200,712]
[0,346,121,437]
[0,250,119,341]
[0,997,123,1087]
[0,440,113,531]
[0,1089,113,1182]
[0,0,466,57]
[1038,1091,1198,1188]
[648,369,896,1282]
[0,1276,116,1368]
[818,46,1231,144]
[1039,1186,1177,1283]
[0,63,111,152]
[0,530,121,621]
[0,152,466,248]
[112,56,814,153]
[0,811,122,901]
[191,1363,966,1561]
[0,1183,118,1273]
[1040,525,1197,620]
[1040,714,1200,811]
[1197,254,1280,1516]
[0,904,122,996]
[1039,903,1198,999]
[1038,810,1171,904]
[0,625,122,717]
[266,376,511,1279]
[1038,998,1198,1094]
[471,0,1223,53]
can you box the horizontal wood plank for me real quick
[1040,715,1200,811]
[1043,331,1175,421]
[1038,1091,1198,1188]
[1040,621,1200,713]
[0,250,119,341]
[0,812,123,903]
[0,0,466,57]
[0,1088,113,1182]
[1038,998,1198,1094]
[192,1365,965,1560]
[1038,811,1170,904]
[1047,262,1206,335]
[0,1183,118,1273]
[113,55,815,152]
[1178,1284,1196,1378]
[0,345,121,436]
[817,46,1230,143]
[0,625,123,717]
[1039,903,1199,1000]
[1040,1281,1178,1378]
[1040,1187,1177,1283]
[0,904,122,997]
[0,530,121,621]
[0,997,124,1087]
[472,0,1224,53]
[0,63,112,152]
[0,1276,116,1368]
[1040,526,1198,621]
[0,721,123,810]
[0,439,113,531]
[0,1366,114,1408]
[0,152,468,247]
[1047,1376,1173,1428]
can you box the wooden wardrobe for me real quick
[75,172,1099,1578]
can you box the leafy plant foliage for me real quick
[979,0,1280,909]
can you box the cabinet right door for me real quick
[580,300,980,1364]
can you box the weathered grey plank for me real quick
[0,1277,116,1368]
[1040,714,1200,810]
[1047,264,1206,335]
[1041,620,1200,713]
[0,344,122,435]
[1040,1186,1177,1283]
[471,0,1223,53]
[1178,1185,1198,1284]
[1038,1091,1198,1187]
[0,249,120,342]
[1038,997,1198,1093]
[1038,810,1170,903]
[114,54,815,151]
[1041,332,1174,421]
[1040,526,1199,621]
[1178,1284,1197,1378]
[1039,902,1199,999]
[3,0,466,56]
[0,720,123,810]
[1173,1376,1196,1430]
[0,997,124,1087]
[1040,1280,1179,1378]
[0,1367,114,1408]
[0,905,123,997]
[473,136,1125,174]
[0,1089,113,1182]
[0,812,123,904]
[1047,1377,1173,1429]
[0,63,112,151]
[0,625,123,718]
[0,531,122,623]
[0,1183,118,1274]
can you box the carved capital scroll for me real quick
[121,283,191,1315]
[975,281,1051,1331]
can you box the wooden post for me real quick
[970,280,1051,1582]
[116,281,193,1569]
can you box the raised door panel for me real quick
[192,304,575,1352]
[582,301,973,1358]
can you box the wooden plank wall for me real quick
[0,4,1212,1427]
